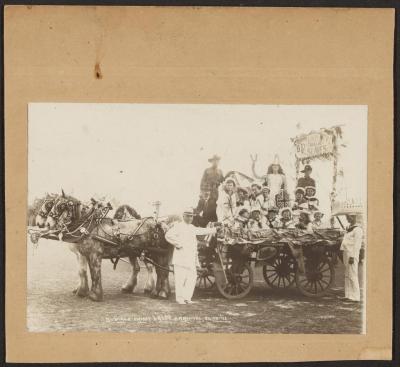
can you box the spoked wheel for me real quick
[215,262,254,299]
[295,257,335,297]
[263,252,296,289]
[196,268,215,290]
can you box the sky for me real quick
[28,103,367,221]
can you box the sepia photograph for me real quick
[27,103,367,334]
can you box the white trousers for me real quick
[343,251,360,301]
[174,265,197,303]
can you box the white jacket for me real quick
[217,190,237,224]
[165,222,216,269]
[340,226,363,260]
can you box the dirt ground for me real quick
[27,238,364,333]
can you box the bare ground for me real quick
[27,239,364,333]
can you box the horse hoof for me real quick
[150,293,159,299]
[121,286,133,294]
[76,287,89,298]
[72,288,78,294]
[143,289,151,295]
[88,291,103,302]
[158,291,168,300]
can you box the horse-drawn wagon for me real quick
[196,225,344,299]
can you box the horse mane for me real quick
[113,205,141,220]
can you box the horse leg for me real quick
[155,255,170,299]
[75,254,89,297]
[144,262,157,296]
[68,243,88,296]
[121,256,140,293]
[88,251,103,302]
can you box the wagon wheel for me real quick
[196,268,215,290]
[295,257,335,297]
[263,252,296,289]
[215,262,254,300]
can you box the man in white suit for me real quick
[165,208,218,304]
[340,214,363,302]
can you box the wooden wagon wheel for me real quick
[215,262,254,300]
[196,267,215,290]
[262,252,296,289]
[295,257,335,297]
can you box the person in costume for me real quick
[304,186,319,213]
[247,208,268,231]
[236,187,251,212]
[260,183,274,216]
[295,211,313,233]
[250,154,288,206]
[292,187,308,210]
[232,208,251,233]
[249,182,264,212]
[216,178,237,225]
[279,207,295,229]
[340,214,363,302]
[312,210,324,229]
[266,207,280,229]
[296,164,316,188]
[165,207,218,304]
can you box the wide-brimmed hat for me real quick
[251,182,262,189]
[183,207,194,216]
[250,208,261,214]
[301,164,312,173]
[208,154,221,163]
[279,207,292,216]
[268,206,279,213]
[295,187,305,195]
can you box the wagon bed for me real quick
[196,227,344,299]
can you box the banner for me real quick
[293,131,335,160]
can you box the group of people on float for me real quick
[195,154,325,233]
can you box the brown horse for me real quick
[42,192,172,301]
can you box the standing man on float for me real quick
[196,154,224,224]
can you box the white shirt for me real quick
[217,190,237,224]
[340,226,363,260]
[165,221,216,269]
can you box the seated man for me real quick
[279,207,295,229]
[266,206,280,229]
[247,208,268,231]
